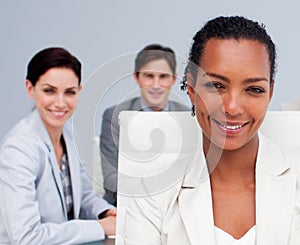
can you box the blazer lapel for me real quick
[64,128,81,219]
[29,110,67,218]
[178,151,216,245]
[256,134,297,244]
[48,149,67,217]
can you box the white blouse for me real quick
[214,226,256,245]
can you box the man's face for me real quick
[135,59,176,111]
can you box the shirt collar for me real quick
[140,98,169,111]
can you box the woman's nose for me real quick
[222,92,243,116]
[55,94,66,107]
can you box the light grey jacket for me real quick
[0,110,113,244]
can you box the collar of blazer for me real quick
[176,132,296,244]
[181,132,292,189]
[27,109,53,152]
[255,133,297,244]
[26,109,75,156]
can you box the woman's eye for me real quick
[247,87,265,94]
[204,82,224,90]
[66,90,76,95]
[43,89,54,93]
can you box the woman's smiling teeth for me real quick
[50,110,66,117]
[222,124,243,130]
[214,119,247,130]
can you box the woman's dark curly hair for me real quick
[182,16,276,89]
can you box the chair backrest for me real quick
[280,98,300,110]
[260,111,300,165]
[116,111,202,241]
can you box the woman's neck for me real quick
[204,135,258,184]
[48,129,62,148]
[46,126,64,167]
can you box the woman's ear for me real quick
[269,80,274,102]
[187,73,195,104]
[25,80,34,99]
[78,84,83,93]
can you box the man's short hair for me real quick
[134,44,176,77]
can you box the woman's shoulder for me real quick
[259,133,297,164]
[0,111,48,157]
[0,112,52,179]
[1,116,32,144]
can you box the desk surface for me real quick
[81,237,115,245]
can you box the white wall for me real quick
[1,0,300,170]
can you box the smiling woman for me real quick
[189,38,273,151]
[26,68,81,137]
[0,47,116,244]
[119,16,300,245]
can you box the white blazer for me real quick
[119,134,300,245]
[0,110,113,244]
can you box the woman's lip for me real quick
[213,119,249,133]
[49,110,67,118]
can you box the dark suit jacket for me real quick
[100,97,189,205]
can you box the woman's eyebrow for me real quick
[203,72,268,84]
[41,84,56,88]
[202,72,229,82]
[243,77,269,84]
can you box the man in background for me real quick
[100,44,189,205]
